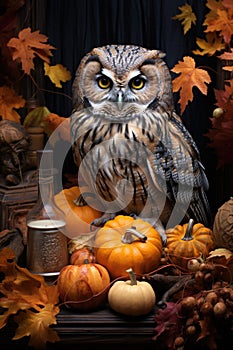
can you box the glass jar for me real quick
[26,149,68,276]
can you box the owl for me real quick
[71,44,212,243]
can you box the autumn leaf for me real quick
[222,0,233,9]
[23,106,51,128]
[0,86,25,122]
[172,4,196,34]
[7,27,56,75]
[0,247,60,348]
[214,80,233,115]
[193,32,226,56]
[44,62,71,88]
[171,56,211,114]
[204,8,233,44]
[205,80,233,167]
[204,0,225,24]
[13,305,60,350]
[153,302,182,350]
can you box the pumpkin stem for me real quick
[122,226,147,244]
[126,268,137,285]
[182,219,194,241]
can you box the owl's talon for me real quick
[91,213,117,229]
[73,192,96,206]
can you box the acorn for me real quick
[213,107,224,118]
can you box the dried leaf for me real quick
[0,86,25,122]
[193,32,226,56]
[44,62,71,88]
[222,0,233,9]
[207,248,233,262]
[172,4,196,35]
[171,56,211,114]
[23,106,51,128]
[0,247,60,347]
[7,27,56,75]
[205,79,233,166]
[205,8,233,44]
[153,302,182,349]
[204,0,225,25]
[13,305,60,350]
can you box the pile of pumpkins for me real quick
[55,186,233,316]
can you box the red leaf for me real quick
[153,302,182,349]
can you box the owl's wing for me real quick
[149,113,212,229]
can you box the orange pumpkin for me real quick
[94,215,163,279]
[57,260,110,310]
[166,219,214,270]
[54,186,102,239]
[70,247,96,265]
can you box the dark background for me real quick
[22,0,232,216]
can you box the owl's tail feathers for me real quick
[198,160,209,192]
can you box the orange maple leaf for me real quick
[7,27,56,75]
[0,86,25,123]
[204,0,225,23]
[205,8,233,44]
[0,247,60,347]
[171,56,211,114]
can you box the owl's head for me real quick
[72,45,174,116]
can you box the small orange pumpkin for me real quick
[94,215,163,279]
[70,247,96,265]
[57,259,110,310]
[166,219,214,270]
[54,186,102,239]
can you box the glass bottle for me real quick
[26,149,68,276]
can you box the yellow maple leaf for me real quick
[0,86,25,123]
[171,56,211,114]
[13,304,60,349]
[23,106,51,128]
[172,3,196,34]
[7,27,56,75]
[205,8,233,44]
[44,62,71,88]
[193,32,226,56]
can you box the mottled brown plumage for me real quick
[71,44,212,243]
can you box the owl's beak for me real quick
[117,91,123,110]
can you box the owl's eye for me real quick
[97,75,112,89]
[130,77,146,90]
